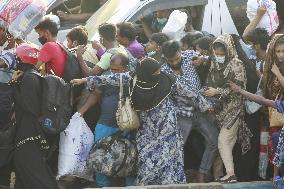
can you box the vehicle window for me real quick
[225,0,249,36]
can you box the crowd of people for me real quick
[1,1,284,189]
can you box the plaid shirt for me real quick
[161,50,203,118]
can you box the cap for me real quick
[16,43,39,65]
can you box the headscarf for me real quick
[130,58,175,111]
[263,34,284,99]
[208,34,245,87]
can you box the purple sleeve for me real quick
[275,100,284,114]
[96,47,105,58]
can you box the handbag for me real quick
[88,131,137,177]
[269,91,284,127]
[245,76,263,114]
[116,74,140,131]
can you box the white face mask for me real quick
[156,18,167,25]
[215,56,226,64]
[147,50,157,57]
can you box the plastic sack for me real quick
[0,0,47,39]
[247,0,279,36]
[57,112,94,181]
[162,10,188,40]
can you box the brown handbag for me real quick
[269,92,284,127]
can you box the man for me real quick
[180,32,203,51]
[78,53,135,187]
[66,26,98,68]
[35,18,67,77]
[116,22,145,59]
[141,9,171,38]
[246,28,270,77]
[57,0,107,23]
[161,40,218,183]
[145,32,169,63]
[0,23,17,188]
[77,23,128,76]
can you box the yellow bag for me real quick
[269,92,284,127]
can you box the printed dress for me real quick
[86,72,202,185]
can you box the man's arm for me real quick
[78,88,102,115]
[76,46,104,76]
[243,7,267,42]
[58,11,92,22]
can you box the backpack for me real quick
[32,72,73,135]
[88,131,137,177]
[56,42,83,83]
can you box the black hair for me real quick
[66,26,88,45]
[180,32,203,49]
[117,22,136,42]
[212,42,226,52]
[111,53,129,67]
[35,18,58,37]
[150,32,169,46]
[162,40,181,58]
[98,23,117,42]
[275,36,284,49]
[247,28,270,51]
[194,36,215,51]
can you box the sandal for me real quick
[218,175,237,184]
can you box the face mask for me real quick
[215,56,226,64]
[38,36,47,45]
[156,18,167,25]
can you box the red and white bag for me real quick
[247,0,279,36]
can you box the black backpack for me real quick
[56,42,83,83]
[33,72,73,135]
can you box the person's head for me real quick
[136,57,161,83]
[35,18,59,45]
[156,9,171,19]
[0,21,7,46]
[212,42,227,64]
[109,53,129,73]
[180,32,203,51]
[66,26,88,49]
[194,36,215,56]
[162,40,182,70]
[98,23,117,47]
[274,36,284,63]
[146,32,169,55]
[15,43,39,71]
[247,28,270,56]
[116,22,136,46]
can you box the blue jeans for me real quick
[94,123,136,187]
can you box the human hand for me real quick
[12,70,24,81]
[57,11,71,20]
[204,87,220,97]
[192,56,203,66]
[228,81,242,93]
[271,64,281,77]
[70,78,87,86]
[256,6,267,17]
[76,45,87,57]
[92,40,103,51]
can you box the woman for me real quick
[263,34,284,180]
[204,34,251,183]
[231,34,261,182]
[11,43,58,189]
[71,57,210,185]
